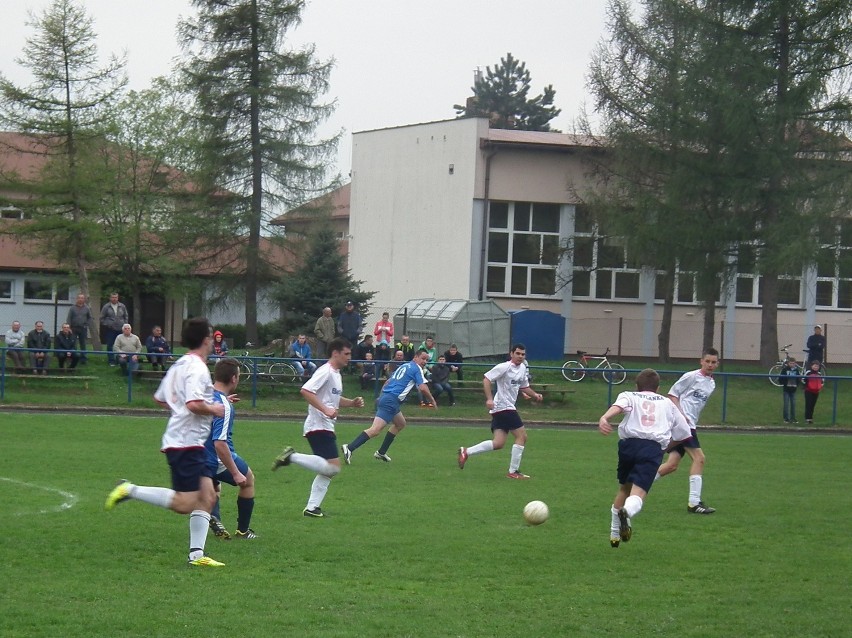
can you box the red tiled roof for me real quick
[271,183,350,226]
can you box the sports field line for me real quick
[0,476,79,516]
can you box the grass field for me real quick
[2,413,850,637]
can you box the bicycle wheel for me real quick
[268,362,298,384]
[767,364,783,386]
[239,358,256,379]
[602,363,627,385]
[561,361,585,382]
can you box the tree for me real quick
[454,53,561,131]
[272,225,373,337]
[179,0,340,344]
[0,0,126,305]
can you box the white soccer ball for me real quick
[523,500,549,526]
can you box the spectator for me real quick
[430,355,455,406]
[778,356,800,424]
[386,349,405,376]
[806,325,826,364]
[54,323,80,370]
[419,336,437,363]
[444,343,464,381]
[27,320,51,375]
[360,352,377,389]
[395,335,415,361]
[314,307,336,359]
[354,334,375,362]
[5,320,26,372]
[337,301,362,343]
[373,311,394,363]
[289,334,317,378]
[146,325,172,371]
[114,323,143,374]
[803,360,825,424]
[211,330,229,358]
[66,293,94,363]
[100,292,129,366]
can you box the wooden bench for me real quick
[4,372,99,390]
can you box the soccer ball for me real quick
[523,500,549,526]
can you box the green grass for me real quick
[1,413,850,637]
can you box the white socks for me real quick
[188,510,210,560]
[291,452,339,477]
[129,484,175,509]
[610,506,621,536]
[509,444,524,473]
[689,475,703,506]
[466,440,494,456]
[307,475,332,509]
[624,494,643,518]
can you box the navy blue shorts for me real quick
[214,453,250,487]
[669,428,699,456]
[306,430,339,460]
[165,447,213,493]
[616,438,664,493]
[375,393,402,423]
[490,410,524,432]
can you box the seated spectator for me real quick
[360,352,378,389]
[113,323,143,374]
[5,320,26,372]
[211,330,229,358]
[54,323,80,370]
[353,334,376,377]
[289,334,317,378]
[430,355,455,406]
[419,336,437,363]
[444,343,464,381]
[386,349,405,376]
[145,325,172,371]
[395,335,415,361]
[27,320,52,375]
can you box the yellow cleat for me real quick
[105,480,131,510]
[188,555,225,567]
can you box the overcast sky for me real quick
[2,0,621,178]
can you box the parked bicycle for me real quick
[768,344,825,386]
[561,348,627,384]
[238,351,299,384]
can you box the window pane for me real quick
[0,280,11,299]
[655,274,671,301]
[513,202,531,231]
[817,219,837,245]
[24,280,52,300]
[777,279,800,305]
[56,284,70,302]
[488,232,509,263]
[737,244,756,275]
[839,280,852,309]
[574,205,594,233]
[839,252,852,279]
[817,247,836,278]
[531,203,560,232]
[541,235,560,266]
[486,266,505,293]
[511,266,528,295]
[489,202,509,228]
[677,274,694,303]
[572,270,590,297]
[736,277,754,303]
[530,268,556,295]
[595,270,612,298]
[513,234,540,264]
[840,219,852,247]
[615,272,640,299]
[816,281,833,306]
[597,239,623,268]
[572,236,593,268]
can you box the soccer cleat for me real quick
[188,555,225,567]
[234,528,258,539]
[687,501,716,514]
[271,446,295,471]
[457,447,468,470]
[104,480,132,510]
[506,471,531,480]
[374,451,392,463]
[341,444,352,465]
[610,535,621,548]
[617,508,632,542]
[209,516,231,540]
[303,507,324,518]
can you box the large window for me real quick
[0,280,12,301]
[571,207,640,300]
[486,201,560,297]
[23,280,70,303]
[816,219,852,309]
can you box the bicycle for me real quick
[237,351,299,384]
[561,348,627,384]
[768,345,825,386]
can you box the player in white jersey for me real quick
[599,369,691,547]
[457,344,543,479]
[656,348,719,514]
[105,317,227,567]
[271,338,364,517]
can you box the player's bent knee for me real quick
[325,464,341,478]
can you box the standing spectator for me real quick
[105,317,227,568]
[806,325,826,364]
[289,334,317,378]
[113,323,143,374]
[54,323,80,370]
[395,335,415,361]
[27,320,51,375]
[271,337,365,518]
[313,307,336,359]
[4,320,26,372]
[443,344,464,380]
[373,311,394,361]
[803,360,825,424]
[66,293,93,363]
[146,325,172,371]
[211,331,229,358]
[598,369,692,547]
[419,336,437,363]
[100,292,129,366]
[778,356,800,424]
[430,355,455,406]
[457,344,542,479]
[337,301,362,343]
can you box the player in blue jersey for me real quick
[656,348,719,514]
[457,344,542,479]
[341,348,436,464]
[204,357,258,539]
